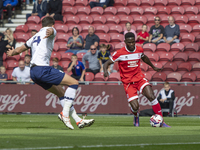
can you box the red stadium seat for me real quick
[140,62,149,71]
[144,7,157,17]
[81,25,93,33]
[3,53,6,61]
[188,52,200,61]
[177,62,192,71]
[143,43,156,52]
[140,0,154,9]
[180,24,192,36]
[117,7,130,16]
[191,24,200,36]
[54,24,68,33]
[103,7,117,16]
[181,0,195,8]
[77,7,90,15]
[170,43,185,53]
[108,72,121,81]
[148,62,163,71]
[166,72,182,82]
[173,52,188,62]
[85,72,95,81]
[66,16,80,25]
[171,6,185,16]
[77,52,86,61]
[93,15,107,25]
[59,43,68,51]
[196,74,200,82]
[108,25,123,34]
[146,15,156,27]
[185,6,199,16]
[6,69,13,80]
[133,16,147,27]
[61,53,73,61]
[195,0,200,7]
[143,72,152,81]
[15,33,30,42]
[154,0,168,8]
[68,25,82,33]
[79,15,93,25]
[62,61,71,71]
[114,0,127,7]
[53,43,59,52]
[127,0,141,8]
[136,25,150,33]
[181,72,196,82]
[15,25,28,33]
[106,16,120,25]
[157,6,171,15]
[188,15,200,27]
[119,15,133,25]
[55,33,69,43]
[185,43,199,53]
[192,63,200,71]
[146,52,159,61]
[175,15,188,25]
[112,62,119,71]
[130,7,144,15]
[180,34,195,45]
[91,7,104,16]
[63,0,75,6]
[6,55,20,61]
[28,24,41,33]
[51,52,61,60]
[152,72,167,81]
[167,0,181,9]
[156,43,170,52]
[74,0,88,7]
[159,52,174,65]
[195,34,200,42]
[26,16,40,24]
[95,25,109,33]
[114,42,125,50]
[110,34,124,45]
[94,72,105,81]
[63,7,77,16]
[98,33,111,43]
[6,60,18,70]
[163,62,178,71]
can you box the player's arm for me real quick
[7,45,28,57]
[141,54,162,72]
[43,28,54,39]
[103,58,114,77]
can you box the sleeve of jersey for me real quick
[110,51,121,62]
[25,36,34,49]
[52,27,57,37]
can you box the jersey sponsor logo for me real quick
[127,60,138,68]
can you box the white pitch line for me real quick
[1,142,200,150]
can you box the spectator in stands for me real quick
[145,16,164,45]
[136,24,149,46]
[12,60,31,84]
[157,82,175,117]
[66,27,84,54]
[31,30,38,37]
[82,26,100,53]
[46,0,63,21]
[51,57,63,71]
[24,54,31,67]
[162,16,180,45]
[82,45,100,75]
[3,0,18,23]
[0,0,3,20]
[67,54,85,81]
[26,0,47,20]
[0,32,9,66]
[124,22,137,40]
[4,28,16,48]
[0,66,8,81]
[98,44,110,73]
[89,0,114,9]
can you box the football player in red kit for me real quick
[103,32,170,127]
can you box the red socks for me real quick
[151,99,163,117]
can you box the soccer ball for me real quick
[150,114,163,127]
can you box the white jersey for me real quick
[25,27,57,66]
[12,66,31,82]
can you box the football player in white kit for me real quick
[7,17,95,130]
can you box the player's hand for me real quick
[43,28,54,39]
[79,78,84,82]
[153,67,162,72]
[104,71,109,78]
[7,47,14,57]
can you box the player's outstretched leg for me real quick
[129,100,140,127]
[142,85,171,127]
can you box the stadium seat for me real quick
[75,0,88,7]
[170,43,185,55]
[160,15,169,27]
[119,15,133,25]
[90,7,104,16]
[59,43,68,51]
[66,16,80,25]
[166,72,182,82]
[3,53,6,61]
[159,52,174,65]
[181,72,196,82]
[107,72,121,81]
[140,0,154,9]
[185,6,199,17]
[196,74,200,82]
[53,43,59,52]
[146,52,159,62]
[6,54,20,61]
[167,0,181,9]
[185,43,199,53]
[51,52,61,60]
[95,25,109,33]
[54,24,68,33]
[130,7,144,15]
[110,34,124,45]
[171,6,185,16]
[77,7,90,16]
[180,34,195,45]
[181,0,195,8]
[114,42,125,50]
[112,62,119,72]
[106,16,120,25]
[173,52,188,62]
[26,16,40,25]
[156,43,170,52]
[15,25,28,33]
[143,43,156,52]
[192,63,200,71]
[61,53,73,61]
[68,25,82,33]
[157,6,171,15]
[136,25,150,33]
[127,0,141,8]
[133,16,147,27]
[108,25,123,34]
[77,52,86,61]
[85,72,95,81]
[94,72,105,81]
[55,33,69,43]
[154,0,168,8]
[92,15,107,25]
[191,24,200,36]
[140,62,149,71]
[6,69,13,80]
[188,15,200,27]
[28,24,41,33]
[163,62,178,72]
[81,25,93,34]
[63,7,77,16]
[97,33,111,43]
[195,34,200,42]
[179,24,192,35]
[151,72,167,81]
[15,33,30,42]
[79,15,93,25]
[114,0,127,7]
[195,0,200,7]
[62,61,71,71]
[175,15,188,25]
[117,7,131,16]
[6,60,18,70]
[103,7,117,16]
[188,52,200,62]
[177,62,192,71]
[144,7,157,17]
[62,0,75,6]
[148,62,163,71]
[143,72,152,81]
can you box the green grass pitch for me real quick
[0,115,200,150]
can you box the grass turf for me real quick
[0,115,200,150]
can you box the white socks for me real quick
[70,105,82,123]
[151,99,159,106]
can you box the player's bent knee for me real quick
[148,94,156,101]
[129,100,139,111]
[60,74,79,86]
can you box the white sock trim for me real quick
[151,99,158,106]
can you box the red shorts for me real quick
[123,78,151,102]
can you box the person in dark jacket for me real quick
[3,0,18,23]
[90,0,114,9]
[46,0,62,21]
[26,0,47,20]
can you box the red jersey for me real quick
[110,46,145,84]
[137,31,149,45]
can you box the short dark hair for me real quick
[100,44,107,49]
[31,29,38,33]
[126,22,131,26]
[42,17,55,27]
[25,54,31,58]
[52,57,59,62]
[71,54,77,58]
[72,27,79,35]
[125,32,135,39]
[164,82,169,86]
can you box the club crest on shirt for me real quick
[76,66,79,69]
